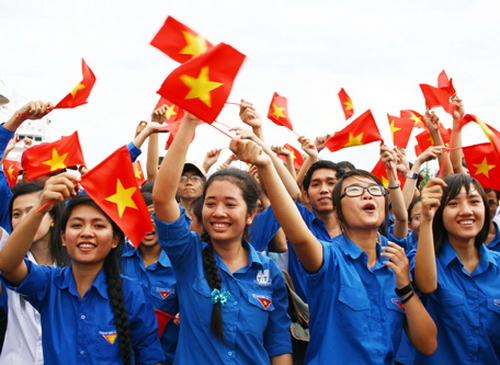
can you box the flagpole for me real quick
[225,101,240,106]
[210,123,234,139]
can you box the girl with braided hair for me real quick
[0,173,163,365]
[153,114,292,365]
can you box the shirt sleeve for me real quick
[248,206,281,253]
[0,125,15,233]
[126,141,141,163]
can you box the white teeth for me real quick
[78,243,95,248]
[460,220,474,225]
[213,223,228,228]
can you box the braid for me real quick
[105,252,133,365]
[202,245,224,340]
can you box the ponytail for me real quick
[202,244,225,341]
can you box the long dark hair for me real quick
[200,169,259,341]
[9,182,70,267]
[61,194,132,365]
[332,169,389,237]
[432,174,489,253]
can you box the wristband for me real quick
[395,281,415,297]
[401,290,415,304]
[388,184,400,190]
[406,171,419,180]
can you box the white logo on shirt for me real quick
[255,269,271,286]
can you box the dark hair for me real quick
[332,169,389,236]
[337,160,356,171]
[408,196,422,222]
[141,192,153,207]
[140,181,154,194]
[200,169,259,340]
[432,174,489,253]
[303,160,344,192]
[9,182,70,267]
[61,194,132,365]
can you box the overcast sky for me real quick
[1,0,499,173]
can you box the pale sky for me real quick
[1,0,499,174]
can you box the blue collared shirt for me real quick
[487,221,500,252]
[0,125,15,233]
[303,234,406,365]
[415,241,500,364]
[121,242,179,365]
[248,206,281,254]
[154,209,292,365]
[3,259,164,365]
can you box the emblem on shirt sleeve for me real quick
[100,331,118,345]
[391,298,406,312]
[494,299,500,308]
[255,269,271,286]
[253,294,272,309]
[156,287,175,299]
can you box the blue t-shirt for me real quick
[121,242,179,365]
[487,221,500,252]
[414,241,500,364]
[303,234,406,365]
[248,206,281,254]
[154,209,292,365]
[3,259,164,365]
[0,125,15,233]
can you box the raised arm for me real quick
[239,99,264,141]
[449,95,467,175]
[0,173,76,285]
[145,105,169,183]
[295,136,319,189]
[231,137,323,273]
[414,178,445,293]
[424,111,454,177]
[153,114,199,222]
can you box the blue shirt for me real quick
[487,221,500,252]
[414,241,500,364]
[122,242,179,365]
[0,125,15,233]
[303,234,406,365]
[3,259,164,365]
[154,209,292,365]
[248,206,281,253]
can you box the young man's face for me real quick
[305,168,338,213]
[177,170,204,200]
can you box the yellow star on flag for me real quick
[381,175,389,189]
[105,179,138,218]
[390,120,401,140]
[135,167,142,179]
[165,104,178,120]
[473,158,495,178]
[70,83,86,98]
[290,149,296,161]
[179,31,209,58]
[272,103,286,119]
[6,164,15,180]
[410,113,424,127]
[180,66,224,107]
[344,132,364,148]
[42,148,69,172]
[344,98,353,111]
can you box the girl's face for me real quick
[443,185,485,244]
[202,180,254,246]
[141,205,158,248]
[61,204,119,266]
[409,201,422,238]
[12,192,54,243]
[338,176,386,232]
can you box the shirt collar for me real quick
[439,240,499,273]
[338,234,391,266]
[54,264,109,299]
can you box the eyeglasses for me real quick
[340,184,386,199]
[180,175,202,182]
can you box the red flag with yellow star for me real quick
[463,143,500,190]
[338,88,354,120]
[54,59,96,109]
[400,110,426,129]
[413,125,451,156]
[275,144,304,170]
[2,159,22,187]
[154,96,185,123]
[133,160,146,186]
[267,92,293,131]
[150,16,214,63]
[370,159,406,189]
[21,131,86,181]
[437,70,456,96]
[80,146,152,247]
[460,114,500,161]
[387,114,414,149]
[419,84,456,115]
[157,43,245,124]
[324,110,383,152]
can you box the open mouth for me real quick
[362,203,376,211]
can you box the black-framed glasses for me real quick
[340,184,386,199]
[180,175,202,182]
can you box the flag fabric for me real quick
[338,88,354,120]
[371,159,406,189]
[400,110,426,129]
[54,59,96,109]
[324,110,383,152]
[157,43,245,124]
[3,159,22,187]
[463,143,500,190]
[419,84,456,115]
[154,96,186,124]
[80,146,153,248]
[413,125,451,156]
[437,70,456,95]
[133,160,146,186]
[387,114,414,149]
[150,16,213,63]
[21,131,86,181]
[460,114,500,161]
[267,92,293,131]
[275,144,304,170]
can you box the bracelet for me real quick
[401,290,415,304]
[406,171,419,180]
[395,281,415,296]
[388,184,400,190]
